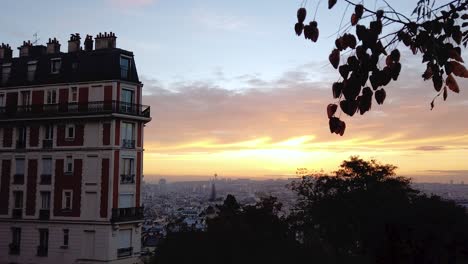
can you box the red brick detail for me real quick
[137,122,142,147]
[26,159,38,215]
[136,152,142,206]
[5,92,17,113]
[32,90,44,112]
[0,160,11,214]
[78,87,89,112]
[29,126,40,147]
[59,88,69,112]
[116,82,121,102]
[56,124,84,146]
[104,85,113,110]
[114,120,120,146]
[112,150,120,208]
[100,158,110,217]
[103,123,111,146]
[54,159,82,217]
[3,127,12,147]
[136,85,141,105]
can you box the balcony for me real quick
[111,207,143,222]
[0,101,150,120]
[40,174,51,185]
[13,174,24,185]
[39,209,50,220]
[42,139,53,149]
[120,174,135,184]
[37,245,48,257]
[117,247,133,258]
[122,139,135,149]
[12,209,22,219]
[9,243,20,255]
[16,140,26,149]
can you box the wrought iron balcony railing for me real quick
[39,209,50,220]
[12,209,22,219]
[117,247,133,258]
[13,174,24,185]
[111,207,143,222]
[122,139,135,149]
[9,243,20,255]
[0,101,150,119]
[120,174,135,184]
[40,174,52,185]
[37,245,48,257]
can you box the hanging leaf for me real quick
[332,82,343,98]
[297,8,307,23]
[351,13,359,26]
[339,65,350,79]
[422,64,433,80]
[340,99,358,116]
[337,120,346,136]
[449,61,468,78]
[449,48,464,62]
[327,104,338,118]
[294,23,304,36]
[390,63,401,80]
[432,74,443,92]
[310,21,319,42]
[329,117,340,133]
[446,74,460,93]
[376,10,384,19]
[390,49,400,62]
[328,0,337,9]
[375,89,386,105]
[355,5,364,19]
[329,49,340,69]
[443,86,448,101]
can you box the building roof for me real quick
[0,47,140,88]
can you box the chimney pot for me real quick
[0,43,13,60]
[47,37,61,54]
[68,33,81,53]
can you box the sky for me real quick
[2,0,468,182]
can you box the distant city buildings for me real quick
[0,33,151,263]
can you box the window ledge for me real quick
[64,138,75,141]
[60,245,68,249]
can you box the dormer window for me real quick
[2,64,11,85]
[120,56,131,79]
[27,61,37,82]
[51,58,61,74]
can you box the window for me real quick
[50,58,61,74]
[27,62,37,82]
[13,191,23,209]
[42,158,52,175]
[20,91,30,106]
[46,90,57,104]
[0,93,4,107]
[63,229,69,247]
[17,127,26,145]
[65,156,73,173]
[117,229,132,257]
[45,125,53,140]
[120,56,131,79]
[15,159,25,176]
[2,64,11,84]
[63,190,72,210]
[70,87,78,102]
[66,125,75,139]
[118,193,134,208]
[122,158,134,176]
[121,89,134,113]
[10,227,21,255]
[38,229,49,256]
[40,191,50,209]
[122,122,135,148]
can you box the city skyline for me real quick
[2,0,468,181]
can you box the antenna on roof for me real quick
[32,32,40,45]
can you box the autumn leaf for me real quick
[329,49,340,69]
[328,0,337,9]
[327,104,338,119]
[446,74,460,93]
[297,8,307,23]
[375,89,386,105]
[449,61,468,78]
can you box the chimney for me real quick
[18,41,33,57]
[47,38,61,54]
[84,35,93,51]
[68,33,81,53]
[0,43,13,60]
[95,32,117,50]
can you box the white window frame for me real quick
[15,158,25,176]
[50,58,61,74]
[65,156,73,174]
[120,55,131,79]
[69,87,78,102]
[42,158,52,175]
[40,191,51,209]
[45,89,57,104]
[65,125,75,139]
[44,125,54,140]
[13,191,23,209]
[62,190,73,210]
[19,91,31,106]
[2,63,11,84]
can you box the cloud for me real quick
[192,8,249,32]
[412,146,446,151]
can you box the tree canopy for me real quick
[294,0,468,135]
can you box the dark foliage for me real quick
[294,0,468,135]
[152,157,468,264]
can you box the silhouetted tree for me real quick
[289,156,468,263]
[294,0,468,135]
